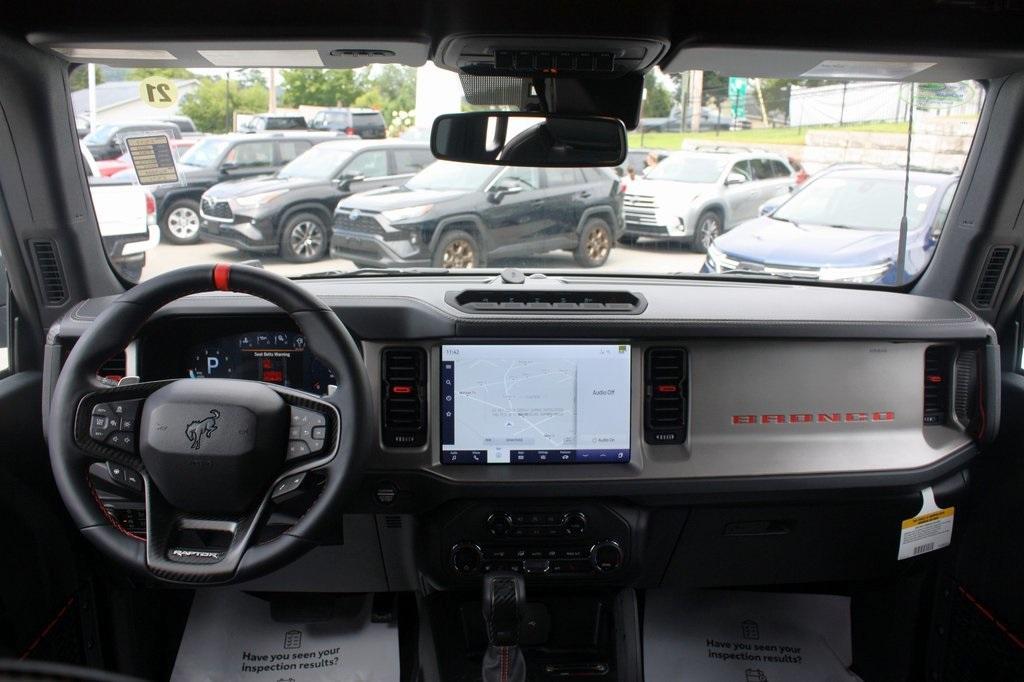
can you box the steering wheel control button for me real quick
[106,430,138,453]
[272,473,306,501]
[123,468,143,492]
[287,407,328,457]
[107,461,127,483]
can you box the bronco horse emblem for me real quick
[185,409,221,450]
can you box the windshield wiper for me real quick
[291,267,452,280]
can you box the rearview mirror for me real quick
[431,112,626,167]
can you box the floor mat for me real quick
[170,590,399,682]
[643,589,861,682]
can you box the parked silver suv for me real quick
[621,149,796,252]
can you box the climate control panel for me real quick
[434,502,632,580]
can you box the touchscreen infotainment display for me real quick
[441,344,631,464]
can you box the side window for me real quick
[497,167,542,190]
[770,160,792,178]
[276,140,312,164]
[252,117,266,132]
[729,160,752,181]
[545,167,580,187]
[344,150,389,178]
[224,142,274,167]
[393,149,432,174]
[750,158,773,180]
[931,183,957,236]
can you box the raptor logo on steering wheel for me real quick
[185,409,221,450]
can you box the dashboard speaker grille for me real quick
[449,290,645,314]
[924,345,953,425]
[30,239,68,306]
[381,347,427,447]
[972,245,1013,309]
[644,348,687,444]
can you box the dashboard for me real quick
[48,274,998,590]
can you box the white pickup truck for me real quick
[81,143,159,280]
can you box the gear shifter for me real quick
[481,571,527,682]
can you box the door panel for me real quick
[481,167,547,250]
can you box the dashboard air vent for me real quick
[644,348,687,444]
[448,290,645,314]
[381,348,427,447]
[30,240,68,306]
[923,345,953,425]
[98,352,127,383]
[972,245,1013,308]
[954,348,981,432]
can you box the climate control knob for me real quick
[590,540,624,573]
[486,512,514,537]
[450,542,484,574]
[564,512,587,536]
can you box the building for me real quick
[70,79,199,125]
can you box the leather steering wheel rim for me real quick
[47,264,371,584]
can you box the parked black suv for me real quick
[154,132,336,244]
[310,108,387,138]
[331,161,624,268]
[82,120,182,160]
[241,114,309,132]
[198,140,433,261]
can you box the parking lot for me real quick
[141,240,707,279]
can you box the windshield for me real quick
[405,160,494,191]
[773,175,943,231]
[645,155,727,183]
[278,146,353,180]
[83,123,118,144]
[67,64,981,286]
[178,138,231,168]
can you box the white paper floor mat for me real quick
[643,589,862,682]
[170,590,400,682]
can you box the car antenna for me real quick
[895,83,915,286]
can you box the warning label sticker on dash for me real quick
[898,486,954,560]
[126,134,179,185]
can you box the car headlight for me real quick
[818,261,892,284]
[230,190,287,209]
[706,244,738,272]
[381,204,433,223]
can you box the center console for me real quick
[428,501,643,582]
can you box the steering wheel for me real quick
[47,264,371,584]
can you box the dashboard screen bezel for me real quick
[439,342,633,465]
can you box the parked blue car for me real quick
[701,167,959,284]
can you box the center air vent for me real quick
[644,348,688,444]
[448,290,645,314]
[381,348,427,447]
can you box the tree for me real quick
[126,67,194,81]
[179,78,268,133]
[353,66,416,124]
[643,71,672,118]
[69,65,103,91]
[280,69,358,107]
[237,69,266,88]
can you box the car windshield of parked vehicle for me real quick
[68,64,982,286]
[645,155,727,183]
[277,147,353,180]
[83,123,118,145]
[405,160,494,192]
[772,175,938,231]
[177,138,231,168]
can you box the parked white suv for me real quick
[621,149,796,252]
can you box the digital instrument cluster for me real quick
[185,331,335,394]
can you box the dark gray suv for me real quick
[310,108,387,139]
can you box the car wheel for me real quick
[574,218,613,268]
[693,210,722,254]
[432,230,483,269]
[618,234,640,246]
[160,199,201,245]
[280,213,329,263]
